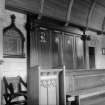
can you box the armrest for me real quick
[19,76,27,88]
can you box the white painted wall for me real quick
[2,10,27,79]
[87,31,105,69]
[0,0,6,104]
[0,1,27,104]
[95,36,105,69]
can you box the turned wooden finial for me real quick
[11,14,16,24]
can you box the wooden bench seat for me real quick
[65,69,105,105]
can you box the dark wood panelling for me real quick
[70,0,91,26]
[30,25,61,68]
[5,0,40,14]
[28,66,40,105]
[66,69,105,96]
[28,15,84,69]
[97,0,105,8]
[62,34,74,69]
[37,28,51,68]
[30,28,38,67]
[75,36,84,69]
[43,0,69,21]
[51,32,62,67]
[89,47,95,69]
[89,3,105,30]
[6,0,105,33]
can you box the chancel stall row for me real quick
[27,15,105,105]
[28,20,85,70]
[28,66,105,105]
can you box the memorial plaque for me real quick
[3,14,25,58]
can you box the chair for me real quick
[2,76,27,105]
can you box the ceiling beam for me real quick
[65,0,74,26]
[101,17,105,34]
[86,0,96,30]
[38,0,45,20]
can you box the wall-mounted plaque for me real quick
[3,14,25,58]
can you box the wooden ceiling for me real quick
[6,0,105,33]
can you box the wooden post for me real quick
[38,0,45,19]
[65,0,74,26]
[86,0,96,30]
[81,30,90,69]
[75,96,80,105]
[83,38,87,68]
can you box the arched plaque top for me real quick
[3,14,25,58]
[4,15,25,40]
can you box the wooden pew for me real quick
[65,69,105,105]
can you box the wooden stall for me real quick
[28,67,105,105]
[28,66,65,105]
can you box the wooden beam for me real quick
[65,0,74,26]
[102,17,105,34]
[38,0,45,20]
[86,0,96,30]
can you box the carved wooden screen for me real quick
[37,27,51,68]
[30,27,61,68]
[51,31,62,67]
[40,74,58,105]
[3,15,25,58]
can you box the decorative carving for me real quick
[80,30,91,41]
[40,31,47,43]
[40,79,56,88]
[81,34,91,41]
[3,14,25,58]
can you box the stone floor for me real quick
[80,93,105,105]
